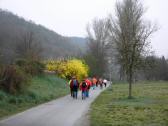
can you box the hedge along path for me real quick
[0,82,110,126]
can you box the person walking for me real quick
[70,76,79,99]
[99,78,103,89]
[103,79,107,87]
[92,77,97,90]
[68,79,73,97]
[85,78,91,98]
[80,79,87,100]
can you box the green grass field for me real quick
[0,74,69,119]
[90,81,168,126]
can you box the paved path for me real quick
[0,84,109,126]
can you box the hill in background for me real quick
[0,9,87,63]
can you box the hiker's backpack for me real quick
[82,82,87,88]
[73,80,78,87]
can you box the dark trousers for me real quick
[73,91,78,99]
[82,91,86,99]
[86,90,89,97]
[70,88,73,97]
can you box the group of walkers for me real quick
[68,76,108,100]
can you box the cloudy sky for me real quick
[0,0,167,57]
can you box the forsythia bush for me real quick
[46,59,89,81]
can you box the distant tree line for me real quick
[143,56,168,81]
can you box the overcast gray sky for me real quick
[0,0,167,57]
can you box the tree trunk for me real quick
[128,72,133,99]
[128,81,132,99]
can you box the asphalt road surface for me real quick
[0,84,109,126]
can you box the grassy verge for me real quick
[0,74,69,119]
[90,81,168,126]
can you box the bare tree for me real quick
[85,18,109,77]
[16,30,42,60]
[108,0,157,98]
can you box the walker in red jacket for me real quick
[80,80,87,100]
[85,78,92,97]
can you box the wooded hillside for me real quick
[0,9,86,63]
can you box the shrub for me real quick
[0,90,7,101]
[28,91,38,100]
[16,59,45,75]
[0,65,29,94]
[15,59,27,66]
[46,59,89,81]
[64,59,89,80]
[8,96,26,104]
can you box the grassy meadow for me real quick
[90,81,168,126]
[0,75,69,119]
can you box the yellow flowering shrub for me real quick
[46,59,89,81]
